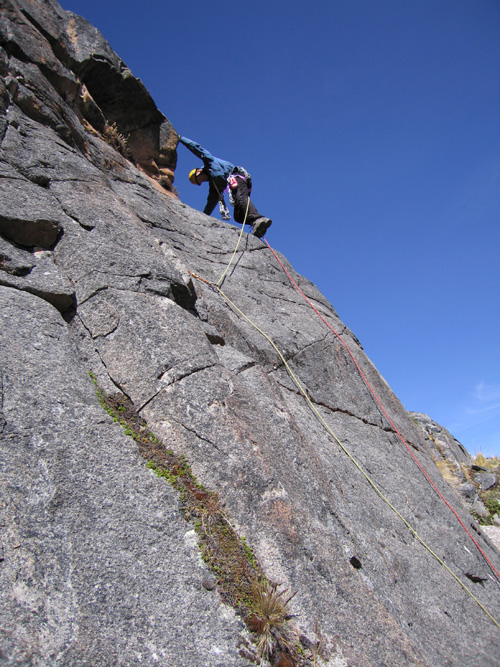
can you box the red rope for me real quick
[264,238,500,583]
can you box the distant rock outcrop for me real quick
[1,1,500,666]
[409,412,496,519]
[409,412,471,466]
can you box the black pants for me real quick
[232,178,264,225]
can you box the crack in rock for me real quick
[275,377,391,432]
[163,416,223,454]
[138,362,217,412]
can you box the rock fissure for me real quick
[205,238,251,254]
[289,331,332,359]
[157,360,217,386]
[260,289,333,315]
[17,9,55,52]
[0,274,70,314]
[0,116,10,146]
[232,361,257,376]
[136,386,164,413]
[93,386,308,666]
[168,417,223,454]
[76,284,109,306]
[137,362,218,413]
[107,374,135,406]
[275,375,399,434]
[259,279,357,341]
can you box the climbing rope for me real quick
[188,269,500,629]
[215,196,250,287]
[217,286,500,629]
[263,239,500,586]
[187,220,500,627]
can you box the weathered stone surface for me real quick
[60,9,177,176]
[483,525,500,551]
[0,0,178,187]
[1,1,500,666]
[0,1,68,80]
[0,249,75,313]
[475,473,497,491]
[0,234,34,275]
[0,176,64,247]
[409,412,498,521]
[0,286,250,667]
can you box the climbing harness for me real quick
[228,167,252,206]
[187,229,500,628]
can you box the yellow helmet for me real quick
[189,168,200,185]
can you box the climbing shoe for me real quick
[252,217,272,238]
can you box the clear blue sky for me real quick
[60,0,500,457]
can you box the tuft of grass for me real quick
[484,494,500,517]
[102,121,130,157]
[247,579,298,664]
[435,459,460,487]
[474,453,500,471]
[463,452,500,525]
[89,374,307,665]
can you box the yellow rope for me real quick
[215,196,251,288]
[190,217,500,628]
[213,284,500,629]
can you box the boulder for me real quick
[474,473,497,491]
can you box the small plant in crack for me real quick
[247,578,299,665]
[88,373,308,665]
[311,619,323,667]
[102,121,130,157]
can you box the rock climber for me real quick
[178,136,272,238]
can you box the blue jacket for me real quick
[180,136,235,215]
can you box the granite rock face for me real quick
[1,1,500,666]
[0,0,177,190]
[0,287,249,667]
